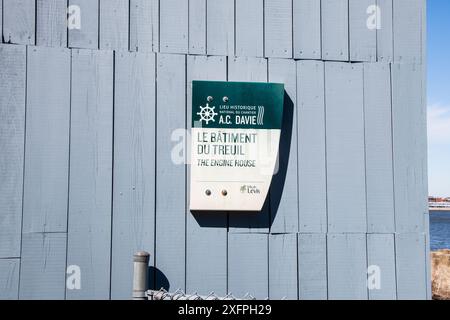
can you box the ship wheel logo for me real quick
[197,103,218,125]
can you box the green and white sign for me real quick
[190,81,285,212]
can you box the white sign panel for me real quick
[190,81,285,212]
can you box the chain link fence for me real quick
[147,289,259,300]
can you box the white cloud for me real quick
[427,104,450,145]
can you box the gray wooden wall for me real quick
[0,0,429,300]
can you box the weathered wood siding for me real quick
[0,0,429,300]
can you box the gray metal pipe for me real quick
[133,251,150,300]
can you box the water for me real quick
[430,211,450,251]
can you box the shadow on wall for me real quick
[151,266,170,292]
[191,90,294,230]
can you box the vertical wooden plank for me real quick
[298,233,327,300]
[268,58,298,234]
[160,0,188,54]
[364,63,395,233]
[297,61,327,233]
[130,0,159,52]
[225,57,270,298]
[228,56,267,83]
[186,55,227,295]
[99,0,129,51]
[264,0,292,58]
[393,0,423,64]
[269,233,297,300]
[112,52,156,299]
[327,234,367,300]
[67,49,113,300]
[395,233,427,299]
[421,0,428,224]
[3,0,36,45]
[349,0,376,61]
[367,234,396,300]
[392,63,426,233]
[228,234,268,299]
[228,56,270,234]
[377,0,393,62]
[0,259,20,300]
[68,0,99,49]
[186,215,227,295]
[19,233,67,299]
[421,0,427,67]
[206,0,234,56]
[189,0,206,54]
[155,53,186,291]
[325,62,366,233]
[36,0,68,47]
[293,0,321,59]
[321,0,349,61]
[23,46,71,234]
[0,0,2,40]
[0,45,26,258]
[235,0,263,57]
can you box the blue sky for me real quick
[427,0,450,196]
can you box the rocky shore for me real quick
[432,250,450,300]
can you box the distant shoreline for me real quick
[429,208,450,212]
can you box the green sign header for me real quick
[192,81,285,130]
